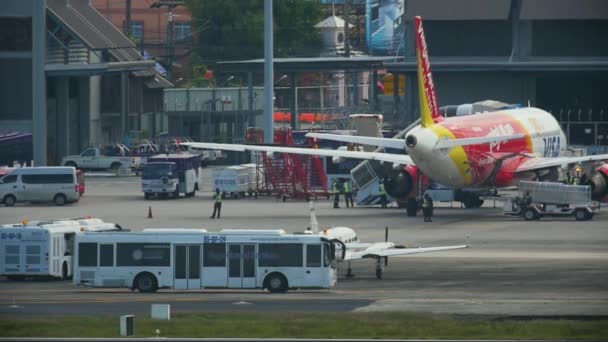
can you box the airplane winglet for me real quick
[415,16,441,128]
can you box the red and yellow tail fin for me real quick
[415,16,441,127]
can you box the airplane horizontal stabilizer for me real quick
[346,244,468,260]
[306,133,405,150]
[434,134,526,150]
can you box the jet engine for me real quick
[383,165,419,199]
[584,164,608,201]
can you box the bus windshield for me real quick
[143,163,176,179]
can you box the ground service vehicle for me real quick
[0,218,122,280]
[74,229,337,293]
[0,167,79,206]
[142,154,201,199]
[505,181,597,221]
[61,147,143,173]
[212,164,257,198]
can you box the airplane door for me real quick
[228,244,257,288]
[174,244,201,289]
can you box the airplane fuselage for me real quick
[405,107,567,188]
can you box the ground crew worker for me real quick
[378,182,387,208]
[564,171,575,185]
[422,193,434,222]
[210,188,222,219]
[344,179,354,208]
[332,180,340,209]
[522,191,532,206]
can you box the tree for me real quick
[186,0,324,63]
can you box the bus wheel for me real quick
[3,195,16,207]
[54,194,66,206]
[265,273,287,293]
[62,262,69,280]
[134,272,158,293]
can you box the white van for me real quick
[0,167,79,206]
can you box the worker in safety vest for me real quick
[210,188,222,219]
[378,182,387,208]
[332,180,340,209]
[344,179,354,208]
[421,193,434,222]
[564,171,576,185]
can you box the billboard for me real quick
[366,0,405,56]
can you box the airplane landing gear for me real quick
[375,258,385,279]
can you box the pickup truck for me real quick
[61,148,143,172]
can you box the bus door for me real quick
[227,244,256,288]
[174,244,201,289]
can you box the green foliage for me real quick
[2,313,608,339]
[186,0,323,62]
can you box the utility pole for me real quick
[263,0,274,144]
[125,0,132,36]
[343,0,350,57]
[150,0,184,82]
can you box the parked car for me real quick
[0,167,80,206]
[61,147,143,173]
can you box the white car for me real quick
[0,167,79,206]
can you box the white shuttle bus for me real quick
[73,229,337,293]
[0,218,123,280]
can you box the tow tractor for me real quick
[503,181,598,221]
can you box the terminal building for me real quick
[0,0,607,166]
[387,0,608,147]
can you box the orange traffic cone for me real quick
[147,206,153,219]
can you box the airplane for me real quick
[182,16,608,206]
[303,202,468,279]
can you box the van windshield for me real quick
[143,163,176,179]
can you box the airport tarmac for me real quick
[1,175,607,317]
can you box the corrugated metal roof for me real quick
[405,0,512,20]
[46,0,170,86]
[520,0,608,19]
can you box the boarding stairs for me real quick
[353,119,420,205]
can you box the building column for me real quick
[78,77,90,152]
[352,71,359,108]
[32,0,47,165]
[406,72,417,124]
[120,71,129,142]
[56,77,70,160]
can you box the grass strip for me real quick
[1,312,607,339]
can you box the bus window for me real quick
[203,243,226,267]
[116,243,170,267]
[258,244,303,267]
[306,245,321,267]
[79,243,98,267]
[64,233,75,256]
[99,244,114,267]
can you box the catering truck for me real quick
[142,154,201,199]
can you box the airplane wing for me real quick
[307,132,526,150]
[344,245,468,260]
[515,154,608,173]
[306,133,406,150]
[182,142,415,165]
